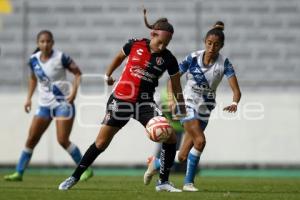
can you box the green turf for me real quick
[1,172,300,200]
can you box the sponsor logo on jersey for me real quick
[130,66,157,83]
[132,56,141,62]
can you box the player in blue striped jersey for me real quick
[4,30,93,181]
[144,21,242,191]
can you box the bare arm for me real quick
[25,73,37,113]
[105,50,127,85]
[169,72,186,118]
[67,61,82,104]
[223,75,242,113]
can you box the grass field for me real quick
[1,169,300,200]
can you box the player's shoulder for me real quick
[190,50,204,58]
[217,53,230,66]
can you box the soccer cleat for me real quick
[183,183,199,192]
[4,172,22,181]
[79,168,93,181]
[155,181,182,192]
[144,156,158,185]
[58,176,78,190]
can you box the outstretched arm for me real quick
[223,75,242,113]
[104,50,127,85]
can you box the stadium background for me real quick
[0,0,299,168]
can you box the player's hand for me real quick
[223,104,237,113]
[171,104,186,121]
[24,99,32,113]
[104,75,115,86]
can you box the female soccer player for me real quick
[4,30,93,182]
[58,9,186,192]
[144,21,242,192]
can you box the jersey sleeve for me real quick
[61,53,73,68]
[179,54,192,74]
[166,54,179,76]
[122,39,135,56]
[224,58,236,78]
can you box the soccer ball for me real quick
[146,116,173,143]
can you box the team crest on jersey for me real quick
[156,57,164,66]
[213,69,221,78]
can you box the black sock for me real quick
[159,143,176,183]
[72,143,103,180]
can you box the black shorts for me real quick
[102,94,163,128]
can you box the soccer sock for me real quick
[16,147,33,175]
[159,143,176,183]
[72,143,103,180]
[155,150,179,170]
[184,147,201,184]
[66,142,82,164]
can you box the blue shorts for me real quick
[180,106,210,131]
[35,103,75,119]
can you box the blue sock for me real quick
[16,148,33,175]
[154,157,160,170]
[67,143,82,164]
[184,147,201,184]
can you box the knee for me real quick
[164,132,177,144]
[94,139,108,151]
[194,137,206,150]
[57,137,69,149]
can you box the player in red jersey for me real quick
[58,9,186,192]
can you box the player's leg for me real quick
[182,118,207,192]
[54,103,93,181]
[58,125,120,190]
[4,107,52,181]
[58,95,131,190]
[144,119,194,185]
[138,102,181,192]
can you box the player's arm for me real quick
[104,50,127,85]
[25,73,37,113]
[169,72,186,118]
[67,61,82,104]
[167,72,184,111]
[223,75,242,113]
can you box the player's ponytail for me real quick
[143,8,174,35]
[205,21,225,47]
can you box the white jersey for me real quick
[28,49,73,107]
[179,50,235,115]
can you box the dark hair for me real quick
[143,9,174,34]
[33,30,54,53]
[205,21,225,47]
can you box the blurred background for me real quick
[0,0,299,169]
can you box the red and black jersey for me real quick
[113,38,179,103]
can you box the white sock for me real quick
[190,147,201,157]
[66,143,77,154]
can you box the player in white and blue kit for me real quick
[4,30,93,181]
[144,21,242,191]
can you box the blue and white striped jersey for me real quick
[179,50,235,114]
[28,50,73,107]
